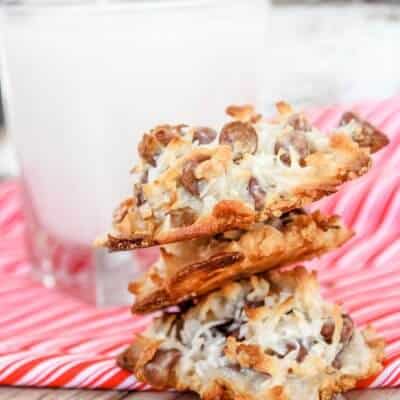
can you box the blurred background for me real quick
[0,0,399,305]
[2,0,400,176]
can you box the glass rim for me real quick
[0,0,264,18]
[0,0,235,9]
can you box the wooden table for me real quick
[0,389,399,399]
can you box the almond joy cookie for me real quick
[97,103,388,251]
[130,210,353,314]
[119,267,384,400]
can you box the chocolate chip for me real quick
[285,342,297,355]
[228,363,242,373]
[117,345,142,372]
[229,328,242,341]
[245,299,265,309]
[274,131,311,167]
[138,133,161,167]
[332,353,342,370]
[285,208,307,216]
[163,315,183,340]
[320,320,335,344]
[213,319,243,341]
[339,112,359,127]
[143,349,181,388]
[140,170,149,184]
[339,111,389,153]
[296,342,308,363]
[219,121,258,161]
[265,216,284,231]
[265,348,279,357]
[248,177,266,211]
[214,319,235,336]
[168,207,197,228]
[340,314,354,345]
[287,113,312,132]
[173,317,184,341]
[193,127,217,145]
[178,299,197,313]
[134,183,145,206]
[266,342,297,359]
[180,155,210,196]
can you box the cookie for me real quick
[130,210,353,313]
[119,267,384,400]
[96,103,388,251]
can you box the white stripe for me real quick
[115,375,140,390]
[351,300,400,321]
[80,363,116,388]
[105,344,131,357]
[89,367,123,387]
[0,201,23,225]
[0,294,71,325]
[373,313,400,330]
[370,359,400,388]
[21,311,134,340]
[0,355,42,381]
[385,341,400,357]
[40,359,92,386]
[16,357,78,386]
[65,361,113,387]
[0,303,81,335]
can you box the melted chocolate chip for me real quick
[219,121,258,161]
[340,314,354,345]
[229,328,242,341]
[214,319,235,336]
[265,348,279,357]
[213,319,243,341]
[287,113,312,132]
[274,131,311,167]
[228,363,242,373]
[143,349,181,388]
[296,342,308,363]
[173,317,184,341]
[248,177,266,211]
[180,155,210,196]
[265,216,284,231]
[267,342,297,359]
[282,208,306,218]
[193,127,217,145]
[140,169,149,184]
[339,111,389,153]
[178,299,197,314]
[320,320,335,344]
[332,353,342,370]
[245,299,265,309]
[134,183,145,207]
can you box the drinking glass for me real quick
[0,0,268,305]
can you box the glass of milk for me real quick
[0,0,268,305]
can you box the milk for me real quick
[0,0,267,304]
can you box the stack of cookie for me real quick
[97,103,388,400]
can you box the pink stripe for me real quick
[0,98,399,390]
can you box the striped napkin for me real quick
[0,98,399,390]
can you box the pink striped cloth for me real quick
[0,97,400,390]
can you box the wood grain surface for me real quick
[0,389,399,400]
